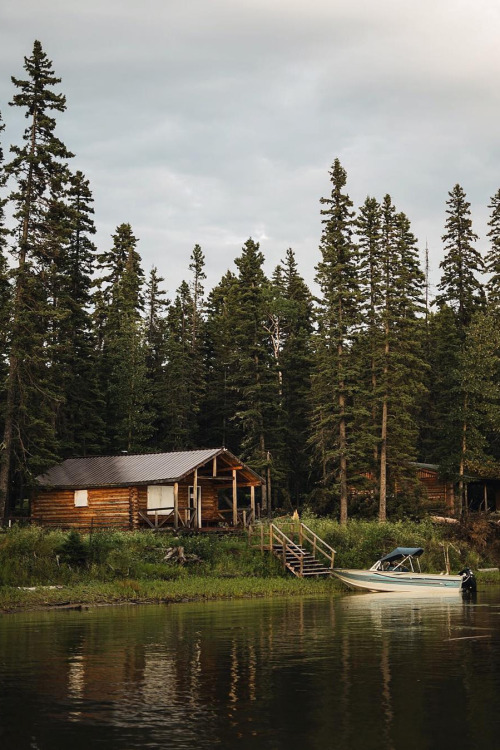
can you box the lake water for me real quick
[1,590,500,749]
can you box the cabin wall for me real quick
[32,488,134,530]
[33,470,260,531]
[417,470,454,513]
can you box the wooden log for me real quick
[232,469,237,526]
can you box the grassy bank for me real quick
[0,525,340,612]
[297,514,500,571]
[1,517,499,613]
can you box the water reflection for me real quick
[0,592,500,749]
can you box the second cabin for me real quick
[33,448,264,531]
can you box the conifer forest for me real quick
[2,41,500,523]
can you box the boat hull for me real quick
[332,568,463,594]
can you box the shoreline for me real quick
[0,576,341,615]
[2,572,499,615]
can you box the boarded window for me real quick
[74,490,88,507]
[147,485,174,515]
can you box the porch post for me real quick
[232,469,238,526]
[174,482,179,531]
[213,456,217,476]
[194,469,200,529]
[250,485,255,522]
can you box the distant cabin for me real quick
[34,448,263,531]
[413,463,455,513]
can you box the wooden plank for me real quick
[174,482,179,530]
[232,469,237,526]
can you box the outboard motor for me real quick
[458,567,477,595]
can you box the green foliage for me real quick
[298,514,489,571]
[0,528,287,587]
[57,529,88,566]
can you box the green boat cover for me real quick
[379,547,424,563]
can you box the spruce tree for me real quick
[163,281,200,449]
[144,266,170,446]
[486,189,500,305]
[435,185,484,514]
[228,238,280,508]
[201,271,241,450]
[436,184,483,328]
[96,224,151,451]
[377,198,426,521]
[0,42,73,517]
[354,197,383,484]
[0,112,11,431]
[55,170,104,455]
[270,249,314,507]
[460,308,500,484]
[310,159,360,523]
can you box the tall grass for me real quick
[297,513,500,571]
[0,516,498,606]
[0,526,283,587]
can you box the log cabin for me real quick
[33,448,264,531]
[413,463,455,513]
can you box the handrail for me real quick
[271,520,336,569]
[299,522,336,569]
[269,522,306,576]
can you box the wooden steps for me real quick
[271,543,333,578]
[250,521,336,579]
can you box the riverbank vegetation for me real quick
[1,519,499,613]
[2,42,500,526]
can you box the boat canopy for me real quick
[379,547,424,564]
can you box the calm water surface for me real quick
[1,590,500,749]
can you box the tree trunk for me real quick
[0,111,37,520]
[457,394,468,517]
[379,327,389,523]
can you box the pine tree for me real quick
[144,266,170,446]
[96,224,151,451]
[436,184,483,328]
[0,112,11,430]
[460,308,500,483]
[163,280,202,449]
[201,271,240,450]
[270,249,314,507]
[377,198,426,520]
[486,189,500,305]
[354,196,383,483]
[228,238,280,508]
[310,159,360,523]
[0,42,74,517]
[435,185,484,514]
[55,170,104,455]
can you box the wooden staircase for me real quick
[253,522,336,578]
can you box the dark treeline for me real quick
[1,42,500,523]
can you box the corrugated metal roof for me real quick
[36,449,224,488]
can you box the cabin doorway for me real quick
[188,485,202,528]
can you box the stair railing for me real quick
[298,523,336,569]
[269,523,306,577]
[274,520,336,570]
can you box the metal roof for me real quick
[36,448,233,489]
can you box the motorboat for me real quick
[332,547,476,594]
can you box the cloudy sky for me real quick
[1,0,499,298]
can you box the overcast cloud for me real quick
[1,0,499,297]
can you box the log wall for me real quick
[33,480,226,530]
[417,469,454,512]
[32,488,133,530]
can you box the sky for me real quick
[1,0,500,300]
